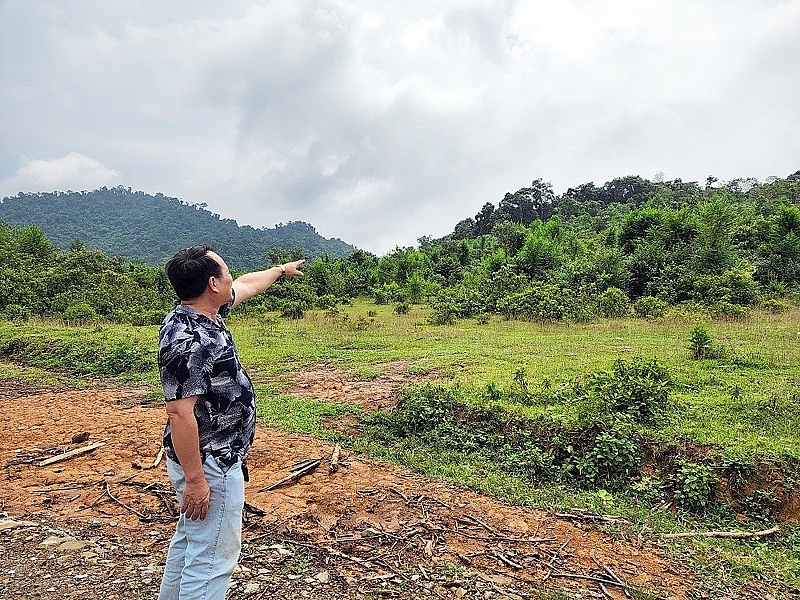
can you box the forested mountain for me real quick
[2,172,799,326]
[0,187,355,268]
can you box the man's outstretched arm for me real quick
[231,259,305,308]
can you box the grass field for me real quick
[1,301,799,596]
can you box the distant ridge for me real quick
[0,187,356,268]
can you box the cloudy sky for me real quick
[1,1,798,254]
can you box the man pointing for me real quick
[157,244,304,599]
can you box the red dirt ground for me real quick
[0,378,699,599]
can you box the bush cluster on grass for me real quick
[366,357,678,492]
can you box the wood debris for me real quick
[39,439,109,467]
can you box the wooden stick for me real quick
[493,552,523,569]
[39,440,108,467]
[463,513,497,534]
[549,572,625,588]
[291,457,322,472]
[104,481,149,520]
[329,444,341,474]
[663,525,780,539]
[259,458,321,492]
[151,447,165,469]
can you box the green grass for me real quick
[2,301,800,596]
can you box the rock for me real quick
[59,539,90,552]
[243,582,260,595]
[0,518,38,530]
[455,588,467,599]
[72,432,90,444]
[314,570,330,584]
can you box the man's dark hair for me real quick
[164,244,222,300]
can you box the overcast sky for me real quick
[1,1,798,254]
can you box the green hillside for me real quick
[0,187,355,269]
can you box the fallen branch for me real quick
[259,458,321,492]
[462,513,498,534]
[103,481,150,520]
[663,525,780,539]
[291,457,322,472]
[388,487,409,503]
[493,552,523,569]
[550,572,625,588]
[39,439,108,467]
[555,512,629,524]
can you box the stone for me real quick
[0,519,38,531]
[314,571,330,584]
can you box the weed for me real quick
[575,432,640,489]
[394,302,409,315]
[674,461,717,512]
[689,324,713,359]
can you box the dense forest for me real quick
[1,171,799,324]
[0,187,355,268]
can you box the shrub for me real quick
[394,302,409,315]
[428,297,459,325]
[63,302,98,323]
[3,304,30,321]
[315,294,339,310]
[280,301,305,319]
[689,324,713,359]
[709,301,750,321]
[633,296,668,318]
[596,286,632,318]
[497,284,587,322]
[587,357,671,424]
[575,432,640,489]
[674,461,716,512]
[760,298,789,313]
[128,308,165,326]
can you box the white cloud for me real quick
[0,153,123,198]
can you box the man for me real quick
[157,244,304,600]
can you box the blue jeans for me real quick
[158,456,245,600]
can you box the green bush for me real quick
[760,298,789,313]
[689,324,713,359]
[674,461,717,512]
[709,300,750,321]
[2,304,30,321]
[575,432,640,489]
[497,283,588,322]
[596,286,632,318]
[315,294,339,310]
[128,308,165,326]
[633,296,668,318]
[394,302,410,315]
[63,302,98,323]
[280,301,305,319]
[587,357,671,424]
[428,297,459,325]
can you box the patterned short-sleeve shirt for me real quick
[158,301,256,468]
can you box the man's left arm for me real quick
[231,259,305,308]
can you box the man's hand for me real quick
[181,476,211,520]
[232,259,306,307]
[282,259,305,277]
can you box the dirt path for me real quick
[0,383,694,599]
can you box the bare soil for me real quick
[0,372,701,599]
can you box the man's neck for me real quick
[182,298,220,323]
